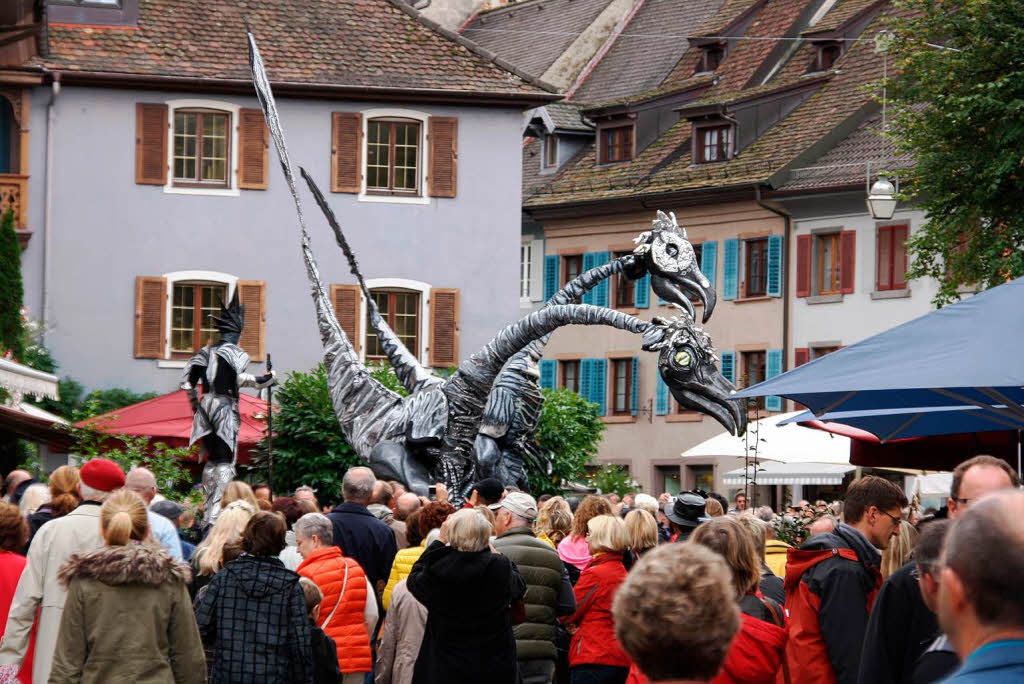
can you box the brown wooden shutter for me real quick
[429,288,460,367]
[134,276,166,358]
[237,108,269,190]
[237,281,266,362]
[894,225,909,289]
[840,230,856,294]
[795,234,812,297]
[330,284,362,353]
[331,112,362,193]
[428,116,458,198]
[794,348,810,367]
[135,103,167,185]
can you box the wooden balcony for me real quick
[0,174,28,247]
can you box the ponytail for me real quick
[99,490,149,546]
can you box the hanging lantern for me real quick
[867,176,898,220]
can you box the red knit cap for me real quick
[79,458,126,492]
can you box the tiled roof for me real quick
[523,137,546,195]
[777,110,913,191]
[35,0,554,99]
[803,0,883,34]
[460,0,614,80]
[569,0,726,105]
[693,0,764,36]
[546,102,591,131]
[524,1,894,207]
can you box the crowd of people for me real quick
[0,456,1017,682]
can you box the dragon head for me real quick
[633,210,716,323]
[642,311,747,436]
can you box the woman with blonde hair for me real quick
[27,465,81,549]
[705,497,725,518]
[190,499,254,598]
[881,519,918,578]
[48,490,205,683]
[624,509,658,557]
[220,481,259,512]
[689,517,787,684]
[558,495,613,583]
[535,496,572,548]
[562,515,631,683]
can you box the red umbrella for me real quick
[75,390,271,464]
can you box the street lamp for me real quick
[867,176,897,220]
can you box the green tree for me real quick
[248,363,408,504]
[0,209,24,359]
[587,463,638,497]
[530,387,606,496]
[888,0,1024,305]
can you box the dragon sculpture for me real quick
[246,33,746,500]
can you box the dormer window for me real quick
[599,124,633,164]
[809,41,843,73]
[544,134,559,168]
[695,124,733,163]
[695,43,726,74]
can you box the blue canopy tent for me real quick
[734,276,1024,443]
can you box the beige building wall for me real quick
[540,201,787,495]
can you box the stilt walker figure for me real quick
[182,291,275,527]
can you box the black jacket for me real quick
[858,561,941,684]
[759,563,785,605]
[194,554,313,684]
[327,503,398,589]
[407,540,527,684]
[310,620,341,684]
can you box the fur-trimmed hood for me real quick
[58,543,192,588]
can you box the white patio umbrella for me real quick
[681,411,852,465]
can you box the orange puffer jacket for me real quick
[297,546,373,674]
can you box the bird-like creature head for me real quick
[642,311,746,436]
[210,290,245,344]
[633,210,717,323]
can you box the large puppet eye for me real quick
[666,243,679,257]
[674,350,692,367]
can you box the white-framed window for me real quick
[360,109,430,206]
[520,241,533,301]
[158,270,238,367]
[544,134,558,168]
[361,278,432,362]
[164,99,240,197]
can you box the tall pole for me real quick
[266,352,274,495]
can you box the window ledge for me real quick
[733,295,775,305]
[358,193,431,206]
[602,415,637,424]
[666,413,704,423]
[164,186,240,198]
[156,360,187,369]
[807,293,844,305]
[871,288,911,300]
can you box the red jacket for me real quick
[0,550,33,683]
[562,553,630,668]
[625,610,787,684]
[784,527,883,684]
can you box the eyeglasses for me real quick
[879,509,903,526]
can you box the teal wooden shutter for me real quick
[723,239,739,300]
[581,253,597,305]
[767,235,783,298]
[720,351,736,384]
[591,359,607,415]
[593,251,611,307]
[701,241,717,290]
[634,273,650,308]
[580,359,593,404]
[765,348,783,411]
[539,359,556,390]
[655,373,669,415]
[543,255,559,302]
[630,357,639,416]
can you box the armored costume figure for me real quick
[182,292,275,527]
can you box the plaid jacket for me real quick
[195,554,313,684]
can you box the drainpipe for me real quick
[754,184,791,373]
[41,70,60,343]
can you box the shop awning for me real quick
[722,461,856,486]
[0,357,59,402]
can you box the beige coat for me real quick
[374,580,426,684]
[0,503,104,683]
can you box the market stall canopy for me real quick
[75,390,269,463]
[0,402,71,449]
[0,357,59,403]
[682,411,851,465]
[734,277,1024,439]
[722,462,855,486]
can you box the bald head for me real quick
[5,470,30,498]
[395,492,421,521]
[342,467,375,505]
[125,467,157,504]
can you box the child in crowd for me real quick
[299,577,342,684]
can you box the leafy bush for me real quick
[587,463,638,497]
[530,387,606,496]
[0,209,24,360]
